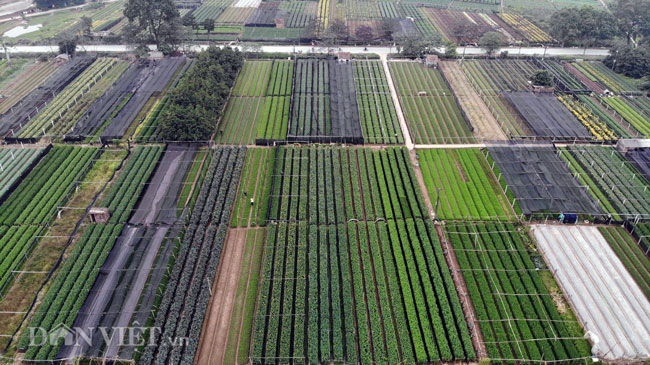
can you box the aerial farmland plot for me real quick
[532,224,650,361]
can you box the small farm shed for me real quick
[275,18,285,28]
[616,139,650,154]
[55,53,70,65]
[89,208,111,223]
[148,51,164,61]
[338,52,351,63]
[532,85,555,93]
[425,55,439,68]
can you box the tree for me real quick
[479,31,504,56]
[80,16,93,36]
[611,0,650,46]
[444,40,457,58]
[326,19,348,43]
[378,19,395,40]
[182,13,196,29]
[549,6,618,47]
[603,43,650,78]
[453,23,481,44]
[124,0,183,54]
[400,38,436,59]
[530,70,554,87]
[203,18,215,34]
[58,38,77,57]
[355,25,374,42]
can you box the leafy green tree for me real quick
[479,31,504,56]
[612,0,650,46]
[530,70,554,87]
[550,6,618,46]
[378,19,395,40]
[203,18,215,33]
[326,19,348,43]
[444,41,457,58]
[603,43,650,78]
[182,13,196,29]
[355,25,374,42]
[124,0,183,54]
[58,38,77,57]
[400,38,436,58]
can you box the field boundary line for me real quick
[381,58,413,150]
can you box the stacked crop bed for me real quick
[0,146,97,295]
[390,62,474,144]
[0,147,45,201]
[246,2,281,26]
[0,56,94,139]
[627,148,650,181]
[0,61,59,115]
[101,57,186,141]
[329,60,363,143]
[252,145,475,363]
[557,95,617,140]
[216,7,255,24]
[630,223,650,258]
[15,58,125,141]
[288,59,332,141]
[216,60,272,144]
[17,146,162,361]
[461,60,535,137]
[256,60,293,143]
[140,146,246,364]
[571,61,641,95]
[231,148,275,227]
[280,1,317,28]
[488,145,601,215]
[353,60,403,144]
[572,95,635,138]
[400,4,443,39]
[560,146,650,220]
[600,96,650,137]
[419,149,516,220]
[504,92,592,139]
[496,13,552,43]
[447,223,591,362]
[599,227,650,301]
[0,59,28,87]
[532,224,650,361]
[424,9,517,44]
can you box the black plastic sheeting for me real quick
[627,148,650,182]
[488,143,602,215]
[0,56,95,138]
[100,57,185,142]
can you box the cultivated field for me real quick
[533,224,650,361]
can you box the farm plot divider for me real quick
[0,145,49,203]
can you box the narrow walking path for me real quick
[381,55,414,150]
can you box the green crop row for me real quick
[231,148,276,227]
[251,219,475,363]
[601,96,650,137]
[354,60,403,144]
[419,148,516,220]
[233,60,272,97]
[599,226,650,301]
[448,222,591,362]
[0,147,44,199]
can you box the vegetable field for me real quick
[571,61,641,95]
[496,13,552,43]
[140,146,245,364]
[289,59,332,140]
[423,9,518,44]
[600,96,650,137]
[257,60,293,143]
[560,146,650,220]
[253,145,475,363]
[599,226,650,301]
[0,61,59,115]
[627,148,650,181]
[0,146,97,295]
[390,62,474,144]
[353,60,403,144]
[533,224,650,361]
[231,148,275,227]
[488,145,601,215]
[448,223,591,362]
[17,146,161,361]
[419,149,516,220]
[0,147,45,201]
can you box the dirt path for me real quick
[195,228,249,365]
[408,149,434,219]
[381,56,414,150]
[440,61,508,141]
[434,224,488,359]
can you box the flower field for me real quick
[575,95,637,138]
[424,9,518,44]
[140,146,245,364]
[447,222,591,362]
[353,60,403,144]
[257,60,294,143]
[16,146,162,360]
[558,95,617,140]
[231,148,275,227]
[599,226,650,301]
[252,145,475,363]
[0,147,45,201]
[560,146,650,220]
[496,13,552,43]
[600,96,650,137]
[571,61,641,95]
[0,146,97,295]
[390,62,474,144]
[419,149,516,220]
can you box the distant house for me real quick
[148,51,164,61]
[425,55,439,68]
[338,52,351,63]
[275,18,285,28]
[55,53,70,65]
[89,207,111,223]
[532,85,555,93]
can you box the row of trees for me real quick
[160,46,243,141]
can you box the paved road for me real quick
[0,43,611,57]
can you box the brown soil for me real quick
[195,228,248,365]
